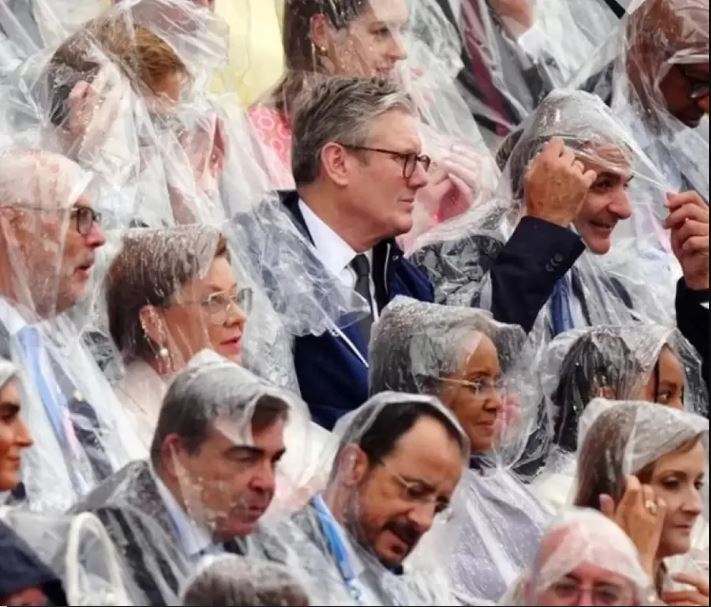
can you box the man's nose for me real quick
[698,94,710,114]
[408,161,429,189]
[407,501,436,534]
[85,220,106,248]
[609,190,632,220]
[389,32,408,61]
[248,461,276,494]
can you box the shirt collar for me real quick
[298,198,372,277]
[151,464,214,559]
[312,494,366,580]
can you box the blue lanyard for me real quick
[312,495,366,605]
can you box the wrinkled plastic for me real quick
[514,507,652,606]
[573,0,709,202]
[369,296,549,602]
[449,0,620,146]
[369,295,533,466]
[71,350,319,606]
[0,354,16,388]
[0,506,132,606]
[411,90,682,340]
[576,398,709,483]
[250,0,499,244]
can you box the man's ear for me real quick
[338,443,371,488]
[320,142,351,187]
[159,433,184,483]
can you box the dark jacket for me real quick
[70,460,192,606]
[280,191,435,429]
[676,279,710,400]
[0,521,67,606]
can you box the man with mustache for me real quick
[0,148,134,507]
[272,393,468,605]
[72,351,291,606]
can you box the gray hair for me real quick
[182,555,310,607]
[291,77,417,186]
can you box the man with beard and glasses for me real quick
[71,351,292,606]
[267,393,468,605]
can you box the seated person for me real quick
[370,296,549,603]
[513,507,652,606]
[182,556,310,607]
[0,354,66,606]
[0,148,140,508]
[527,325,708,510]
[574,399,709,605]
[71,350,294,606]
[106,226,250,449]
[411,90,709,371]
[269,392,468,605]
[251,76,437,428]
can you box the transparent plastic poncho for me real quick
[69,349,321,606]
[572,0,709,202]
[513,507,652,606]
[411,89,684,348]
[369,296,549,602]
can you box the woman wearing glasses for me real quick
[104,225,251,449]
[369,296,549,604]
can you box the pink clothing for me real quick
[249,105,295,188]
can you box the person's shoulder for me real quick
[71,460,152,514]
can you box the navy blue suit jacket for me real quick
[281,191,435,429]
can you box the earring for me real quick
[159,346,170,361]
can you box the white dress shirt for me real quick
[299,199,379,320]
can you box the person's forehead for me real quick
[653,439,705,473]
[367,109,420,150]
[362,0,409,25]
[389,417,462,477]
[567,562,634,586]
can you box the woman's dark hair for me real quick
[106,226,228,363]
[552,331,644,452]
[268,0,370,117]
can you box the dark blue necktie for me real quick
[551,277,574,336]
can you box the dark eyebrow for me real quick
[225,445,263,458]
[272,449,287,462]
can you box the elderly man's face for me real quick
[534,562,638,606]
[341,109,429,244]
[350,416,462,568]
[3,191,105,318]
[0,152,106,319]
[659,61,709,128]
[573,145,633,255]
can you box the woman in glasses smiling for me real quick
[368,296,549,604]
[104,225,250,450]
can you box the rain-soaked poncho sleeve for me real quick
[411,88,685,353]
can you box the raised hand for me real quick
[524,137,597,228]
[665,191,709,291]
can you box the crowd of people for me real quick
[0,0,708,605]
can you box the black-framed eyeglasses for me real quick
[337,143,431,179]
[176,286,253,326]
[8,204,102,237]
[675,64,710,100]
